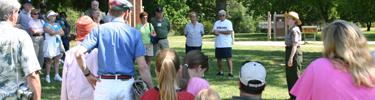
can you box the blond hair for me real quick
[322,20,375,87]
[195,88,220,100]
[156,49,180,100]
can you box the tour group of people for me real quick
[1,0,375,100]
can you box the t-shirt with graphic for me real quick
[212,19,233,48]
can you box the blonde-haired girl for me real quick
[291,20,375,99]
[141,49,194,100]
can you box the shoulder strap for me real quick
[149,23,152,32]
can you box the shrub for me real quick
[227,0,259,33]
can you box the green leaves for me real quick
[155,0,190,35]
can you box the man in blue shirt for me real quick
[17,0,33,34]
[75,0,153,99]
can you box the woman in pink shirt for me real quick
[291,20,375,100]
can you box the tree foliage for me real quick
[24,0,374,32]
[337,0,375,31]
[156,0,190,35]
[227,0,258,33]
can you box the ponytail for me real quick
[156,49,180,100]
[178,64,191,90]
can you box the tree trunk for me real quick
[216,0,227,13]
[367,22,371,31]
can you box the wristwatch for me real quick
[83,68,91,76]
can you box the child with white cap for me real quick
[232,61,267,100]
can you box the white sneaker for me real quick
[59,59,64,65]
[54,74,62,81]
[45,75,51,83]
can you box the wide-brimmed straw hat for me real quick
[285,11,302,25]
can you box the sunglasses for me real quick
[219,15,225,17]
[32,13,39,15]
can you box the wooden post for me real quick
[273,12,276,40]
[125,0,143,27]
[267,11,272,41]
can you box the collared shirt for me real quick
[184,22,204,47]
[212,19,233,48]
[285,25,301,46]
[17,9,32,33]
[136,23,154,45]
[61,47,98,100]
[81,17,145,76]
[28,19,45,34]
[102,14,114,23]
[0,21,41,99]
[150,17,170,38]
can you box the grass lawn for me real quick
[41,32,375,100]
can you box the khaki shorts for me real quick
[144,44,154,56]
[32,36,44,66]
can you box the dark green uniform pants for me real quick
[285,46,302,100]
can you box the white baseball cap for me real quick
[47,10,58,18]
[239,61,267,88]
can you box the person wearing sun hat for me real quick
[60,16,98,100]
[232,61,267,100]
[75,15,97,45]
[284,11,303,99]
[75,0,154,99]
[43,10,65,83]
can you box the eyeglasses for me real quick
[219,15,225,17]
[32,13,39,15]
